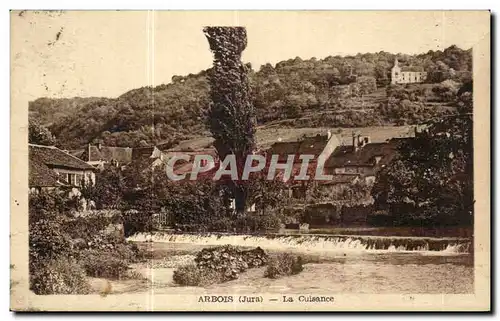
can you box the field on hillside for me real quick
[169,125,414,151]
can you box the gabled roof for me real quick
[29,144,96,170]
[82,145,133,164]
[69,149,85,159]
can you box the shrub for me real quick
[172,264,224,286]
[29,218,74,262]
[79,250,130,279]
[234,213,283,233]
[264,253,304,279]
[173,245,269,286]
[122,210,154,237]
[30,259,91,295]
[63,214,114,240]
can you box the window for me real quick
[75,174,82,186]
[67,173,75,185]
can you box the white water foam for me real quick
[128,232,470,255]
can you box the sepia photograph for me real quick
[10,10,490,311]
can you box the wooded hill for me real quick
[29,45,472,149]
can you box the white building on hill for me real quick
[391,58,427,85]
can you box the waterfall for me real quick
[128,232,471,254]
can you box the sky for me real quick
[11,10,489,101]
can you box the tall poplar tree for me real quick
[203,26,256,214]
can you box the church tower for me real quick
[391,58,401,85]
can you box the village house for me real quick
[78,141,133,169]
[324,133,405,184]
[266,131,343,198]
[391,58,427,85]
[267,131,340,169]
[146,147,219,178]
[29,144,97,193]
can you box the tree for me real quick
[372,102,473,226]
[29,119,56,145]
[357,76,377,96]
[85,165,126,210]
[203,26,256,214]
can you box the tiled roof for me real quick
[29,144,96,170]
[69,149,85,159]
[83,145,133,163]
[29,158,61,187]
[267,135,329,162]
[29,144,95,188]
[325,140,401,168]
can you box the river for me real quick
[111,231,473,294]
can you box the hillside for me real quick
[168,125,414,151]
[28,45,472,149]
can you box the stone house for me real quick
[29,144,97,193]
[324,134,401,182]
[79,142,133,169]
[391,58,427,85]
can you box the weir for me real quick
[128,232,471,254]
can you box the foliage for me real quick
[29,259,91,295]
[432,79,461,102]
[63,213,116,241]
[307,180,373,205]
[162,171,287,232]
[204,26,256,213]
[372,83,473,227]
[234,212,284,233]
[28,118,56,145]
[79,250,130,279]
[82,165,126,210]
[264,253,304,279]
[378,83,458,125]
[356,76,377,96]
[29,217,73,263]
[29,191,75,263]
[29,189,144,293]
[29,46,472,151]
[122,210,154,237]
[173,245,268,286]
[165,178,231,232]
[172,264,223,287]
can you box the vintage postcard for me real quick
[10,10,490,311]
